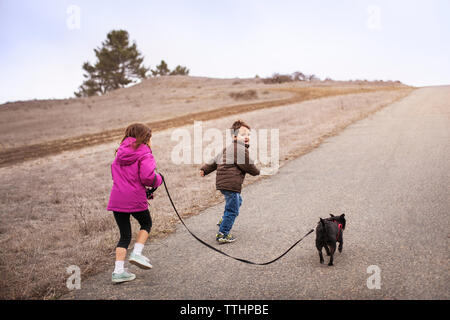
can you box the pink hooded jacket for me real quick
[107,137,163,212]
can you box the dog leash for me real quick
[153,173,315,266]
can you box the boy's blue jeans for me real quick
[219,190,243,235]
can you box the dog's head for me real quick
[329,213,346,230]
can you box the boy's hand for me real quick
[200,170,205,177]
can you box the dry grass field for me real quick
[0,76,413,299]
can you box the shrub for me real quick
[229,90,258,100]
[262,73,293,84]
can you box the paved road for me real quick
[64,86,449,300]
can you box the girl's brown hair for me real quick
[116,123,152,153]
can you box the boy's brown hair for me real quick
[231,120,251,136]
[117,123,152,153]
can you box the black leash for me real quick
[153,174,315,266]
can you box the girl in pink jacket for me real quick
[107,123,163,284]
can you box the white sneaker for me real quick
[129,252,153,269]
[112,268,136,283]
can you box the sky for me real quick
[1,0,449,104]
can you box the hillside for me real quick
[0,76,408,168]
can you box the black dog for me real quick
[315,214,346,266]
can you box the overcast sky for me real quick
[1,0,449,104]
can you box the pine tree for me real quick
[169,65,190,75]
[75,30,149,97]
[151,60,170,76]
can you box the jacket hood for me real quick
[116,137,151,166]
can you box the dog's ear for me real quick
[330,214,335,217]
[340,213,345,217]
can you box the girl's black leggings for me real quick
[113,210,152,249]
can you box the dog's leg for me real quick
[324,245,331,256]
[338,236,343,253]
[328,243,336,266]
[316,242,324,264]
